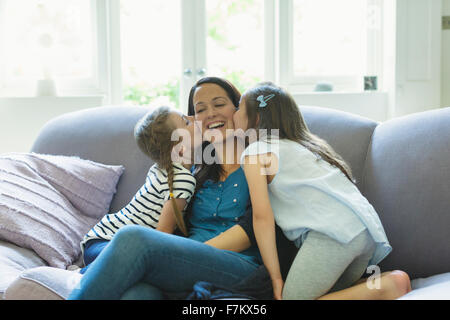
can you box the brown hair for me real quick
[134,106,188,236]
[243,82,355,184]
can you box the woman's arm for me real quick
[157,198,187,234]
[204,224,251,252]
[243,154,283,299]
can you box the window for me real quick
[205,0,265,93]
[120,0,266,109]
[0,0,99,96]
[0,0,384,101]
[120,0,182,108]
[279,0,383,92]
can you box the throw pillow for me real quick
[0,153,124,268]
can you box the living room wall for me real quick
[0,96,104,154]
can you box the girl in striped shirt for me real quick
[79,106,197,272]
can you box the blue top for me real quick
[189,167,262,266]
[241,138,392,267]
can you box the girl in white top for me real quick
[233,82,393,300]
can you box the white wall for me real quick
[443,0,450,107]
[0,96,104,154]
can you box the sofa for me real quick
[1,105,450,300]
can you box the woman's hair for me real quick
[187,77,242,189]
[134,106,188,236]
[243,82,355,184]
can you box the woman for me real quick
[68,77,263,300]
[68,77,410,300]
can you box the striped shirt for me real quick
[80,163,196,253]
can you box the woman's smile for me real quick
[193,83,236,142]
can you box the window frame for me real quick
[0,0,385,100]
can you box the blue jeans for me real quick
[79,239,110,274]
[68,225,260,300]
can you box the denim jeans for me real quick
[79,239,109,274]
[68,225,260,300]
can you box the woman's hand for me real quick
[272,278,284,300]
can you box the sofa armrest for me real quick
[4,267,82,300]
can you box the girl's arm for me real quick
[204,224,251,252]
[157,198,188,234]
[243,154,283,299]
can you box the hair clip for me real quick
[256,94,275,108]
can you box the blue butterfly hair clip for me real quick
[256,94,276,108]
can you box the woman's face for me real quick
[193,83,236,143]
[233,95,250,131]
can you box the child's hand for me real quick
[272,278,284,300]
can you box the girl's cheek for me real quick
[232,113,240,128]
[234,112,246,130]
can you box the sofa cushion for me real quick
[363,107,450,279]
[4,266,82,300]
[411,272,450,290]
[0,240,46,299]
[0,153,124,268]
[399,273,450,300]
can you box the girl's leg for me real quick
[68,225,259,300]
[79,240,109,274]
[318,270,412,300]
[282,229,375,300]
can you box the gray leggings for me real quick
[282,229,376,300]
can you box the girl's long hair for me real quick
[244,82,355,184]
[134,106,189,236]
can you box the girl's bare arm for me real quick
[157,198,187,234]
[243,154,283,298]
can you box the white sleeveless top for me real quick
[241,138,392,266]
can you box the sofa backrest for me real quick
[300,106,378,190]
[363,107,450,279]
[31,106,154,214]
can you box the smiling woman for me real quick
[66,76,265,301]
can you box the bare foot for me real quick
[378,270,412,299]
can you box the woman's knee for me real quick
[112,225,176,255]
[111,225,159,253]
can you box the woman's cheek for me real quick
[232,112,240,129]
[233,112,246,131]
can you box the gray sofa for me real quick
[1,105,450,300]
